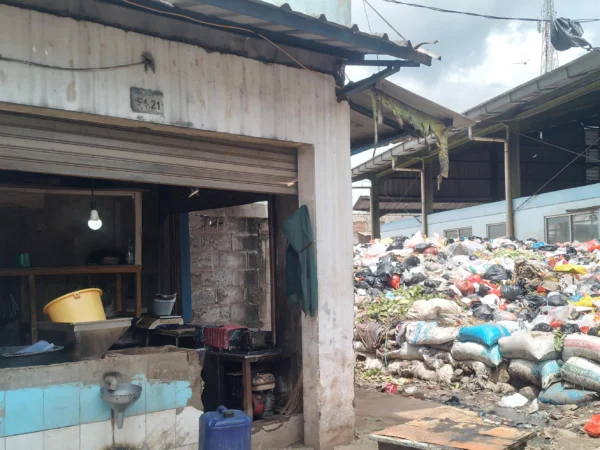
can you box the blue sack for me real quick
[538,382,598,405]
[458,324,510,347]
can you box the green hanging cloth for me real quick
[283,205,318,317]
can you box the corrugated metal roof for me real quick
[352,51,600,181]
[349,79,474,153]
[156,0,432,65]
[352,195,480,213]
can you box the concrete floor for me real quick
[289,388,436,449]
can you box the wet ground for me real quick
[291,386,600,449]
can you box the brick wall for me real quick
[189,206,270,329]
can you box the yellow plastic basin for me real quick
[43,288,106,323]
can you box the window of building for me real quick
[487,223,506,239]
[545,212,599,243]
[444,227,472,239]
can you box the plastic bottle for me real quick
[126,239,135,265]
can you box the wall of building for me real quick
[0,347,203,450]
[261,0,351,26]
[188,204,271,329]
[0,5,355,447]
[382,183,600,240]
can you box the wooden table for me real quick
[145,327,196,347]
[0,265,142,342]
[209,349,282,419]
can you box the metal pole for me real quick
[392,157,427,235]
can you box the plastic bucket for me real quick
[43,289,106,323]
[152,296,176,316]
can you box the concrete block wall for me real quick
[189,206,270,329]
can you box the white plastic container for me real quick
[152,294,177,316]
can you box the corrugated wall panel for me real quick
[0,113,298,194]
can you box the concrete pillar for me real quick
[508,125,522,199]
[370,177,381,239]
[298,140,355,449]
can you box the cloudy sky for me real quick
[350,0,599,200]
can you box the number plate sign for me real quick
[130,87,164,116]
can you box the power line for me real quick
[519,133,600,163]
[363,0,406,40]
[382,0,600,23]
[514,135,600,212]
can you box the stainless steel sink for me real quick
[101,383,142,429]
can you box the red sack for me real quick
[388,274,401,289]
[550,320,564,329]
[584,415,600,438]
[455,280,474,296]
[467,274,482,283]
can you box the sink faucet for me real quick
[105,375,119,391]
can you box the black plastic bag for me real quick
[532,323,553,333]
[534,245,558,252]
[355,281,370,290]
[424,279,442,289]
[478,284,491,297]
[0,293,20,325]
[566,246,578,256]
[483,264,510,282]
[518,309,538,323]
[560,323,581,335]
[547,294,568,307]
[423,287,437,296]
[587,327,600,337]
[373,278,387,291]
[414,243,434,254]
[395,262,408,274]
[501,284,524,301]
[404,272,426,286]
[355,268,373,278]
[404,255,420,268]
[364,276,376,286]
[525,295,547,308]
[471,302,493,321]
[387,236,407,251]
[501,244,517,250]
[551,18,593,51]
[376,254,395,279]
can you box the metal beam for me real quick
[345,60,420,67]
[337,64,401,100]
[351,132,410,155]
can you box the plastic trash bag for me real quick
[404,255,420,268]
[484,264,510,282]
[584,415,600,438]
[424,279,441,289]
[364,276,376,286]
[377,342,424,361]
[535,245,558,252]
[563,335,600,363]
[387,236,407,251]
[493,310,518,322]
[355,268,373,278]
[559,323,581,335]
[376,254,395,279]
[414,243,434,254]
[538,382,599,405]
[499,332,561,361]
[458,324,510,347]
[547,292,569,307]
[404,272,427,286]
[404,231,424,249]
[451,341,502,367]
[501,284,524,301]
[532,323,553,333]
[551,18,593,51]
[562,357,600,392]
[588,327,600,337]
[471,301,494,321]
[498,393,528,408]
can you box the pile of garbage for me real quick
[354,232,600,419]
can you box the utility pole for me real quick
[540,0,558,74]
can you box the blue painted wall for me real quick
[382,183,600,240]
[0,376,193,437]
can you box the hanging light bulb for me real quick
[88,182,102,230]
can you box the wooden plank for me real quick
[0,265,142,277]
[0,185,143,197]
[393,405,482,425]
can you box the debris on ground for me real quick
[354,234,600,442]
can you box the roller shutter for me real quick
[0,113,297,194]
